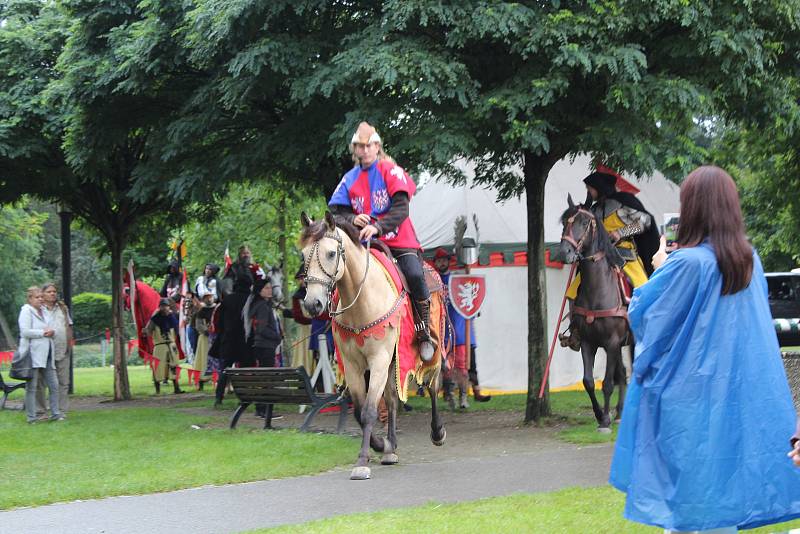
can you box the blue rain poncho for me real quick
[609,243,800,531]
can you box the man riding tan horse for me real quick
[299,122,446,480]
[328,121,436,362]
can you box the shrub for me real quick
[72,292,112,340]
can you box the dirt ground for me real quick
[3,391,577,464]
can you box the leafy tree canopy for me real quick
[0,200,50,345]
[711,89,800,271]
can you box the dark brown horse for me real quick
[558,195,632,433]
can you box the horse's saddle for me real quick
[615,245,637,263]
[370,241,442,295]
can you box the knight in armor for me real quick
[328,122,435,361]
[559,171,660,351]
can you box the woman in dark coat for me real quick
[245,278,282,421]
[213,277,253,407]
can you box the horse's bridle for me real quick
[265,268,284,304]
[299,229,370,317]
[560,206,598,262]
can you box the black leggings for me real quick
[252,346,276,368]
[468,346,480,386]
[393,251,430,301]
[252,346,277,415]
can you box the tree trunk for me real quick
[524,152,556,422]
[110,236,131,400]
[278,192,289,363]
[0,307,17,350]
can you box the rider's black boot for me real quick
[414,299,435,362]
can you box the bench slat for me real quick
[226,368,303,376]
[232,382,306,390]
[233,387,313,399]
[229,375,305,384]
[237,396,314,404]
[231,386,309,395]
[236,393,339,404]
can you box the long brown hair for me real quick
[677,166,752,295]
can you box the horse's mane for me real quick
[560,205,623,268]
[300,219,362,248]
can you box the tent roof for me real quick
[410,154,681,249]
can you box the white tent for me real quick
[410,154,680,391]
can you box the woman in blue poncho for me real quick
[610,166,800,532]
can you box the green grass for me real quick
[71,365,161,397]
[549,390,620,445]
[0,406,357,510]
[404,390,618,445]
[256,486,800,534]
[1,365,179,400]
[403,391,527,412]
[1,364,163,401]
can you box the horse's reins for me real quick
[300,229,371,317]
[561,206,605,263]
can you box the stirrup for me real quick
[418,338,435,362]
[558,330,581,352]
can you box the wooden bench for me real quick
[0,371,26,410]
[226,367,349,433]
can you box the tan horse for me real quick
[299,212,446,480]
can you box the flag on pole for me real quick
[123,262,160,363]
[223,243,232,276]
[596,164,641,195]
[126,260,138,334]
[178,268,193,362]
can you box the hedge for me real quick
[72,292,112,340]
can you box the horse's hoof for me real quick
[597,427,612,434]
[431,428,446,446]
[381,453,399,465]
[350,466,371,480]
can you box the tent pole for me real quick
[464,263,471,394]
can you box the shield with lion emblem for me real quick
[447,274,487,320]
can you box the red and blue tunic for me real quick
[328,160,420,249]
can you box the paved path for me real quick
[0,442,613,533]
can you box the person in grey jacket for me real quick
[19,286,63,423]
